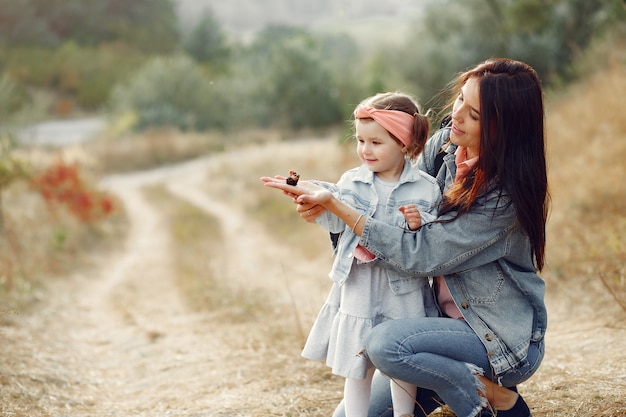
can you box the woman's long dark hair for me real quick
[440,58,549,271]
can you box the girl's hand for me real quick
[399,204,422,231]
[260,175,299,201]
[260,176,331,221]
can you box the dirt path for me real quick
[1,140,625,416]
[1,141,335,417]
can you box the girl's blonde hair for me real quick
[355,91,430,160]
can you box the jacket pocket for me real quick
[454,263,505,305]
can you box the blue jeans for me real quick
[332,317,544,417]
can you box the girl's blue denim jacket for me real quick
[360,128,548,377]
[313,161,441,302]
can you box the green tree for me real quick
[316,32,370,118]
[243,25,343,129]
[398,0,625,111]
[0,0,179,53]
[108,55,227,131]
[0,74,29,116]
[183,10,231,69]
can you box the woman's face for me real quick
[450,76,481,159]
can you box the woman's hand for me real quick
[295,200,325,223]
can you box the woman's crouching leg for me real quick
[365,317,492,417]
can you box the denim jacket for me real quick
[314,161,441,301]
[360,128,548,377]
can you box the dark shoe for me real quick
[479,391,530,417]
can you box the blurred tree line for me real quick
[0,0,623,132]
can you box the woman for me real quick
[261,58,548,417]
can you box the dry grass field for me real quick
[0,61,625,416]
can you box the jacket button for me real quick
[485,333,494,341]
[461,302,469,309]
[347,253,353,259]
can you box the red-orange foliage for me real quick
[31,159,116,223]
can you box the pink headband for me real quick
[354,106,415,148]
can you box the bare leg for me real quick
[479,376,518,410]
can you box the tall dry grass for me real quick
[84,128,225,173]
[83,126,317,174]
[544,63,626,312]
[0,148,127,321]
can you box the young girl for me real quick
[293,92,440,417]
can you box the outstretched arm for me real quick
[260,175,326,222]
[260,176,364,234]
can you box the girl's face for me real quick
[355,119,407,182]
[450,76,482,159]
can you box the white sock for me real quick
[343,367,375,417]
[390,378,417,417]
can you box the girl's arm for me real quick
[261,176,365,234]
[308,180,346,233]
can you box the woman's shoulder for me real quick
[419,128,452,176]
[428,127,451,150]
